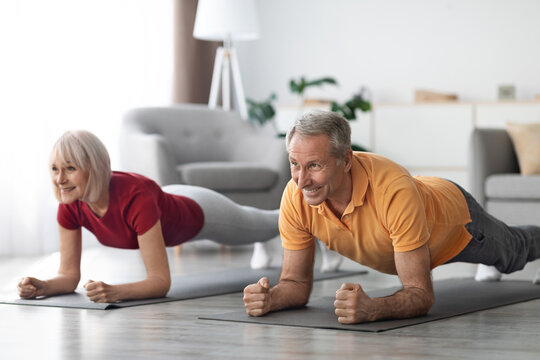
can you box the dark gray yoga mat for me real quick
[200,278,540,332]
[0,267,366,310]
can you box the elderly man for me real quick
[243,110,540,324]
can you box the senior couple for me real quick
[18,110,540,324]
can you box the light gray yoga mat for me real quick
[0,267,366,310]
[200,278,540,332]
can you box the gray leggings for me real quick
[446,182,540,273]
[162,184,279,246]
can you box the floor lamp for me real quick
[193,0,259,120]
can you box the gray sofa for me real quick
[120,104,290,210]
[470,128,540,225]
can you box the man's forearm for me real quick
[268,279,312,313]
[370,286,434,321]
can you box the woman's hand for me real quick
[18,277,47,299]
[84,280,119,303]
[17,226,82,300]
[81,220,171,303]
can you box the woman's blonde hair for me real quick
[50,130,112,203]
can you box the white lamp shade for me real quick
[193,0,260,42]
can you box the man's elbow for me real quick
[405,286,434,317]
[420,300,433,316]
[297,291,311,307]
[295,282,313,307]
[418,290,434,316]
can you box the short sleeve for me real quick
[279,181,315,250]
[57,203,82,230]
[125,182,162,236]
[382,176,430,252]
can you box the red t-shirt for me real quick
[57,171,204,249]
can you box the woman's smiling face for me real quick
[50,153,89,204]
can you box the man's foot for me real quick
[319,241,343,273]
[250,242,272,269]
[533,269,540,284]
[474,264,502,282]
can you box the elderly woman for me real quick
[17,130,279,303]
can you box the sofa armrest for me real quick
[469,128,519,206]
[119,132,179,186]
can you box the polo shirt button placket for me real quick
[342,214,352,231]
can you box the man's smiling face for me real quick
[288,133,350,207]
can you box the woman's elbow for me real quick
[156,276,171,297]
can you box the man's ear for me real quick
[343,149,353,172]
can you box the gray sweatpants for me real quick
[162,184,279,246]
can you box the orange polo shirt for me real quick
[279,152,472,275]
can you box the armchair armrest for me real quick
[119,132,179,186]
[469,128,519,206]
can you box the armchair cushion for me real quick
[177,162,278,191]
[506,122,540,175]
[486,174,540,200]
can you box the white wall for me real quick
[237,0,540,105]
[0,0,173,255]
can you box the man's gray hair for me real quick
[286,110,351,160]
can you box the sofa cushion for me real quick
[177,162,278,191]
[506,122,540,175]
[485,174,540,200]
[487,200,540,226]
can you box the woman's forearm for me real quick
[110,276,171,301]
[44,274,80,296]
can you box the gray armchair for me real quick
[470,128,540,225]
[119,104,290,210]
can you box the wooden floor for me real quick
[1,240,539,360]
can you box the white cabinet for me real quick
[374,104,473,188]
[374,104,473,168]
[475,102,540,128]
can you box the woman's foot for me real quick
[533,268,540,284]
[474,264,502,282]
[250,242,272,269]
[319,241,343,273]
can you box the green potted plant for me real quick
[246,93,285,136]
[331,87,371,151]
[247,80,372,151]
[289,76,338,104]
[331,87,372,120]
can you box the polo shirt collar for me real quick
[343,155,368,212]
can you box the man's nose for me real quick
[296,168,310,188]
